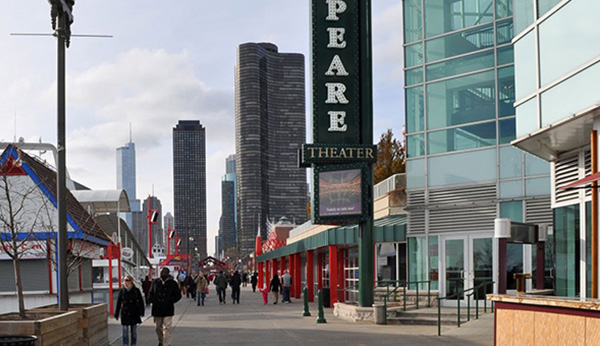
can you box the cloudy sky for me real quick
[0,1,404,254]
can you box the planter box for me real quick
[0,310,79,346]
[27,304,108,346]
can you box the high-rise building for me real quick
[219,154,237,258]
[403,0,551,296]
[173,120,207,259]
[164,212,175,255]
[235,42,308,257]
[131,195,163,257]
[116,141,140,227]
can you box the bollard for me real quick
[316,290,327,323]
[303,287,311,317]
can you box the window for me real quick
[424,0,493,38]
[404,0,422,44]
[426,50,494,81]
[427,121,496,154]
[406,86,424,133]
[425,24,494,63]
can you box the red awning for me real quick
[560,171,600,190]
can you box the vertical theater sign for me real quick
[302,0,375,306]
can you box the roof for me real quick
[94,214,151,266]
[71,189,131,213]
[1,145,111,246]
[257,214,407,262]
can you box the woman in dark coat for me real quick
[269,274,282,304]
[115,275,145,346]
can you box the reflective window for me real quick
[427,70,496,130]
[496,0,513,18]
[514,0,534,34]
[406,67,423,86]
[424,0,493,38]
[554,204,580,297]
[539,0,600,86]
[426,49,494,81]
[427,121,496,155]
[500,200,523,221]
[500,146,522,179]
[406,86,424,133]
[428,148,496,186]
[404,0,423,44]
[516,96,538,138]
[425,24,494,63]
[497,45,514,66]
[496,19,514,45]
[538,0,562,18]
[500,180,523,198]
[405,43,423,68]
[514,31,537,100]
[406,159,425,189]
[407,133,425,157]
[499,118,516,144]
[525,177,550,196]
[541,61,600,127]
[525,153,550,176]
[498,66,515,117]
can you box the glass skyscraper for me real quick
[173,120,207,259]
[403,0,551,298]
[116,141,140,227]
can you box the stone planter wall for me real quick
[333,303,375,322]
[0,310,79,346]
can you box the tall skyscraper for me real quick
[235,42,307,256]
[116,141,140,227]
[219,154,237,259]
[173,120,207,259]
[131,195,163,257]
[164,212,175,255]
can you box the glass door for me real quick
[444,238,466,302]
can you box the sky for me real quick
[0,1,404,255]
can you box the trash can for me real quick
[373,304,386,324]
[0,335,38,346]
[322,288,330,308]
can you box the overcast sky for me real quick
[0,1,404,255]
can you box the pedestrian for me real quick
[115,275,145,346]
[177,271,186,296]
[259,286,269,304]
[251,272,258,292]
[141,276,152,307]
[269,273,281,304]
[214,270,228,304]
[242,272,248,287]
[184,275,193,299]
[189,271,198,300]
[281,270,292,303]
[148,267,182,346]
[230,270,242,304]
[195,272,209,306]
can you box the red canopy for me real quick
[560,171,600,190]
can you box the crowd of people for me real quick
[115,268,292,346]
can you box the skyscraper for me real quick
[219,154,237,259]
[235,42,307,256]
[116,141,140,227]
[173,120,207,259]
[131,195,163,257]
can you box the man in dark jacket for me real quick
[148,268,182,346]
[251,272,258,292]
[214,271,228,304]
[230,271,242,304]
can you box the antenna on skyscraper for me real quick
[129,123,132,142]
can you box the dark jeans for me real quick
[282,286,291,302]
[216,286,226,303]
[197,292,206,305]
[122,324,137,345]
[252,283,257,292]
[231,286,240,303]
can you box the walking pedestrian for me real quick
[141,276,152,307]
[270,273,282,304]
[251,272,258,292]
[214,270,228,304]
[148,267,182,346]
[189,271,198,300]
[115,276,145,346]
[281,270,292,303]
[195,272,208,306]
[230,270,242,304]
[259,286,269,304]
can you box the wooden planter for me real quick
[27,304,108,346]
[0,310,79,346]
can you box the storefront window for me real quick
[554,204,580,297]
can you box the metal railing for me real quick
[336,283,360,303]
[377,280,432,324]
[436,281,494,336]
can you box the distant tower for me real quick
[173,120,207,259]
[116,132,141,227]
[219,154,237,259]
[235,42,307,257]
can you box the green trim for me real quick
[257,214,406,262]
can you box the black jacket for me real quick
[115,286,145,326]
[148,275,182,317]
[270,276,281,292]
[230,273,242,288]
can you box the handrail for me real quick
[436,280,494,336]
[336,283,360,303]
[377,280,431,324]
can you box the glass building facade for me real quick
[403,0,552,299]
[512,0,600,298]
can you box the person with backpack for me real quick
[115,275,145,346]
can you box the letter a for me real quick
[325,55,349,76]
[326,0,347,21]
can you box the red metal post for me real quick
[167,219,171,256]
[117,243,122,289]
[307,250,314,302]
[108,244,114,316]
[338,248,345,303]
[47,240,53,294]
[147,196,153,259]
[266,261,271,288]
[258,262,264,288]
[317,252,323,290]
[329,245,339,306]
[294,253,301,299]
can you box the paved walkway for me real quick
[109,286,493,346]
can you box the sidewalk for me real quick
[109,286,493,346]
